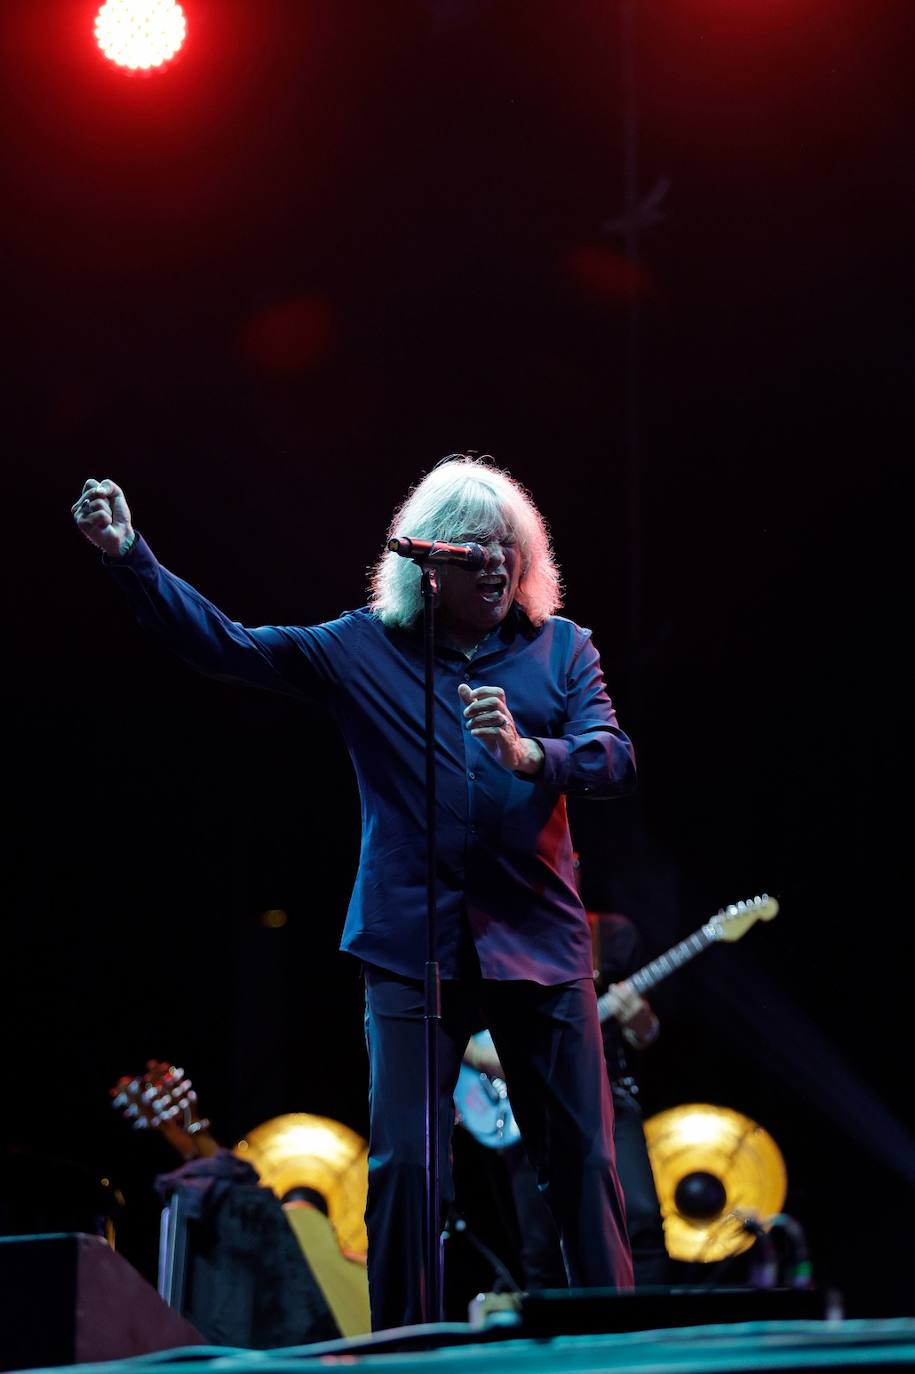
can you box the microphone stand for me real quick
[420,561,443,1324]
[387,536,483,1324]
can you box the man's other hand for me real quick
[458,683,544,775]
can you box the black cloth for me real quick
[155,1152,340,1347]
[154,1148,259,1217]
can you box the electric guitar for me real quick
[453,894,779,1149]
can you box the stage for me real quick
[12,1318,915,1374]
[2,1239,913,1374]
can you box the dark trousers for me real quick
[363,964,633,1331]
[506,1083,670,1289]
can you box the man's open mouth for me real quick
[477,574,507,603]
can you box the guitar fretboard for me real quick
[597,922,718,1022]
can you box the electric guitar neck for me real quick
[596,894,779,1023]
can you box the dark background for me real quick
[3,0,912,1319]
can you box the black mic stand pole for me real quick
[420,561,443,1323]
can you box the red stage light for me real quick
[94,0,187,72]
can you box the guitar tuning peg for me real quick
[172,1067,184,1081]
[111,1091,128,1110]
[141,1085,158,1104]
[124,1103,139,1119]
[133,1117,149,1130]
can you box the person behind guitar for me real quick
[463,891,669,1288]
[71,456,637,1331]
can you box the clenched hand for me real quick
[458,683,544,776]
[71,478,135,559]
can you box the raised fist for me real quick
[71,478,134,559]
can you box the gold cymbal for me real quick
[643,1103,788,1263]
[235,1113,368,1258]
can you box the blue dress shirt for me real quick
[107,537,636,983]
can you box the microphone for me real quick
[388,536,486,570]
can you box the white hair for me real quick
[369,455,563,629]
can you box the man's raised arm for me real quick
[70,477,351,703]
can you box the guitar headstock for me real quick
[111,1060,212,1159]
[709,894,779,943]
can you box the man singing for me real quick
[72,454,636,1329]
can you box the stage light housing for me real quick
[94,0,187,72]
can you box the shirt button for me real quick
[467,770,476,781]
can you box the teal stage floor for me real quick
[18,1319,915,1374]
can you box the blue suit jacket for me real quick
[107,537,636,982]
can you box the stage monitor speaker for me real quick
[0,1232,205,1373]
[513,1284,832,1337]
